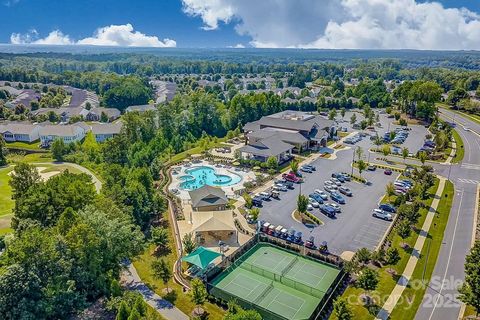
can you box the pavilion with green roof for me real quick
[182,246,223,269]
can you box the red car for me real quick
[384,169,393,175]
[282,172,301,183]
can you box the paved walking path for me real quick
[122,263,189,320]
[375,177,447,320]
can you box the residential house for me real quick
[189,185,229,212]
[39,123,88,146]
[80,107,121,122]
[0,122,40,142]
[125,104,156,113]
[90,122,122,142]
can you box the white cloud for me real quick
[181,0,480,50]
[10,24,176,47]
[228,43,245,48]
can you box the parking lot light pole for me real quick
[351,146,357,176]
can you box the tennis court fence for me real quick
[208,284,288,320]
[237,260,325,299]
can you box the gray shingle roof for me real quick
[90,122,122,135]
[248,129,308,144]
[238,137,294,158]
[189,185,228,208]
[0,122,37,135]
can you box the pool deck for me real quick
[168,160,256,202]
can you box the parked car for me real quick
[340,173,351,181]
[309,193,324,204]
[259,192,271,200]
[307,204,314,211]
[324,180,338,189]
[324,185,336,194]
[252,196,263,207]
[372,209,393,221]
[303,164,316,171]
[339,186,352,196]
[282,173,301,183]
[320,205,336,218]
[300,166,313,173]
[305,236,315,249]
[273,184,287,192]
[327,203,341,213]
[314,190,329,200]
[367,165,377,171]
[308,198,320,208]
[271,190,280,199]
[384,169,393,175]
[281,180,295,189]
[330,192,346,204]
[379,203,397,213]
[331,178,342,186]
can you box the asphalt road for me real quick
[413,109,480,320]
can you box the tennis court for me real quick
[210,243,341,320]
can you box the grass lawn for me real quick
[7,152,53,163]
[330,179,440,320]
[0,167,14,217]
[451,129,465,164]
[5,141,43,151]
[132,212,225,320]
[389,180,454,319]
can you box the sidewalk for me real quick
[375,177,446,320]
[122,263,189,320]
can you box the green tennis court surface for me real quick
[210,243,341,320]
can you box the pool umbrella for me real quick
[232,161,240,166]
[181,246,222,270]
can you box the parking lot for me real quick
[257,147,398,255]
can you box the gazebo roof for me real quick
[181,246,222,269]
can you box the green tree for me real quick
[182,232,196,254]
[151,258,172,291]
[266,156,279,171]
[51,138,67,161]
[328,109,337,120]
[397,220,412,247]
[0,135,6,166]
[350,113,357,125]
[356,248,371,265]
[132,296,146,316]
[385,247,401,265]
[242,193,253,209]
[189,278,208,315]
[385,182,396,203]
[116,301,130,320]
[249,207,260,221]
[8,162,41,199]
[459,241,480,315]
[297,194,309,214]
[225,301,262,320]
[357,160,367,177]
[402,147,409,163]
[150,226,170,250]
[333,298,353,320]
[418,151,427,165]
[340,107,346,119]
[355,146,364,161]
[290,158,299,174]
[357,268,379,304]
[382,145,390,156]
[127,308,141,320]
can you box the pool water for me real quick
[179,166,242,190]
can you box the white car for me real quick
[324,185,336,193]
[372,209,393,221]
[307,204,314,211]
[273,184,287,191]
[324,181,338,189]
[314,189,329,200]
[308,198,320,208]
[464,126,470,131]
[327,203,341,213]
[331,178,342,186]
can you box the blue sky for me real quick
[2,0,480,49]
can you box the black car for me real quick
[252,196,263,207]
[379,203,396,213]
[282,180,295,189]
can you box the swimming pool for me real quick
[179,166,242,190]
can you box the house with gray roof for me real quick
[0,122,40,142]
[125,104,156,113]
[239,110,336,162]
[39,123,87,146]
[90,122,122,142]
[188,185,228,212]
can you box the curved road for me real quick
[413,109,480,320]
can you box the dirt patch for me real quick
[0,216,11,229]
